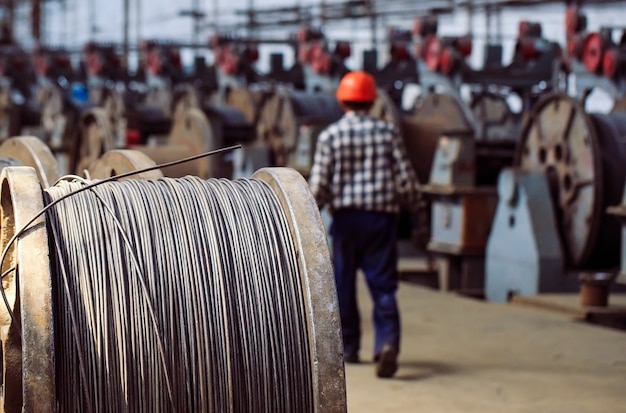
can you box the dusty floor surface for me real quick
[345,280,626,412]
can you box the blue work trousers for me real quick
[330,209,401,358]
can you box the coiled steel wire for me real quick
[44,175,314,412]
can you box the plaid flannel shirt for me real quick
[309,111,418,214]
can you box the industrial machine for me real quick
[411,20,563,293]
[73,39,256,178]
[486,93,626,302]
[564,5,626,108]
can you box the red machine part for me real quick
[518,21,542,38]
[169,50,181,70]
[602,47,621,78]
[85,51,103,76]
[582,32,604,74]
[390,43,411,62]
[439,47,456,75]
[567,33,585,60]
[32,50,48,76]
[423,35,442,72]
[146,49,163,76]
[334,41,351,60]
[438,36,472,75]
[518,37,540,62]
[309,41,331,74]
[455,36,472,58]
[215,44,239,75]
[126,128,142,146]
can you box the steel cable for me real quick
[44,175,313,412]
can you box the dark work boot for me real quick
[375,344,398,378]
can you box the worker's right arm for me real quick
[308,131,333,209]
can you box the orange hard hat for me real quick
[336,71,377,102]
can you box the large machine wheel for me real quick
[515,92,626,268]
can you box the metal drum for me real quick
[406,91,475,184]
[470,91,519,141]
[408,90,476,132]
[226,87,272,125]
[515,92,626,268]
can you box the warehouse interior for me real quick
[0,0,625,412]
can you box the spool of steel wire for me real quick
[0,163,345,413]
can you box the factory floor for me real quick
[345,278,626,412]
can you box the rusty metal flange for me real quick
[0,166,54,413]
[252,167,346,413]
[0,136,60,187]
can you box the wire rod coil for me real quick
[0,166,345,413]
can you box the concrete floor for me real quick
[345,280,626,412]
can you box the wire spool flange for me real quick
[0,167,55,412]
[0,136,60,187]
[252,168,345,411]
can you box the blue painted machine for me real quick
[486,93,626,301]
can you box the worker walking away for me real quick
[308,71,419,378]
